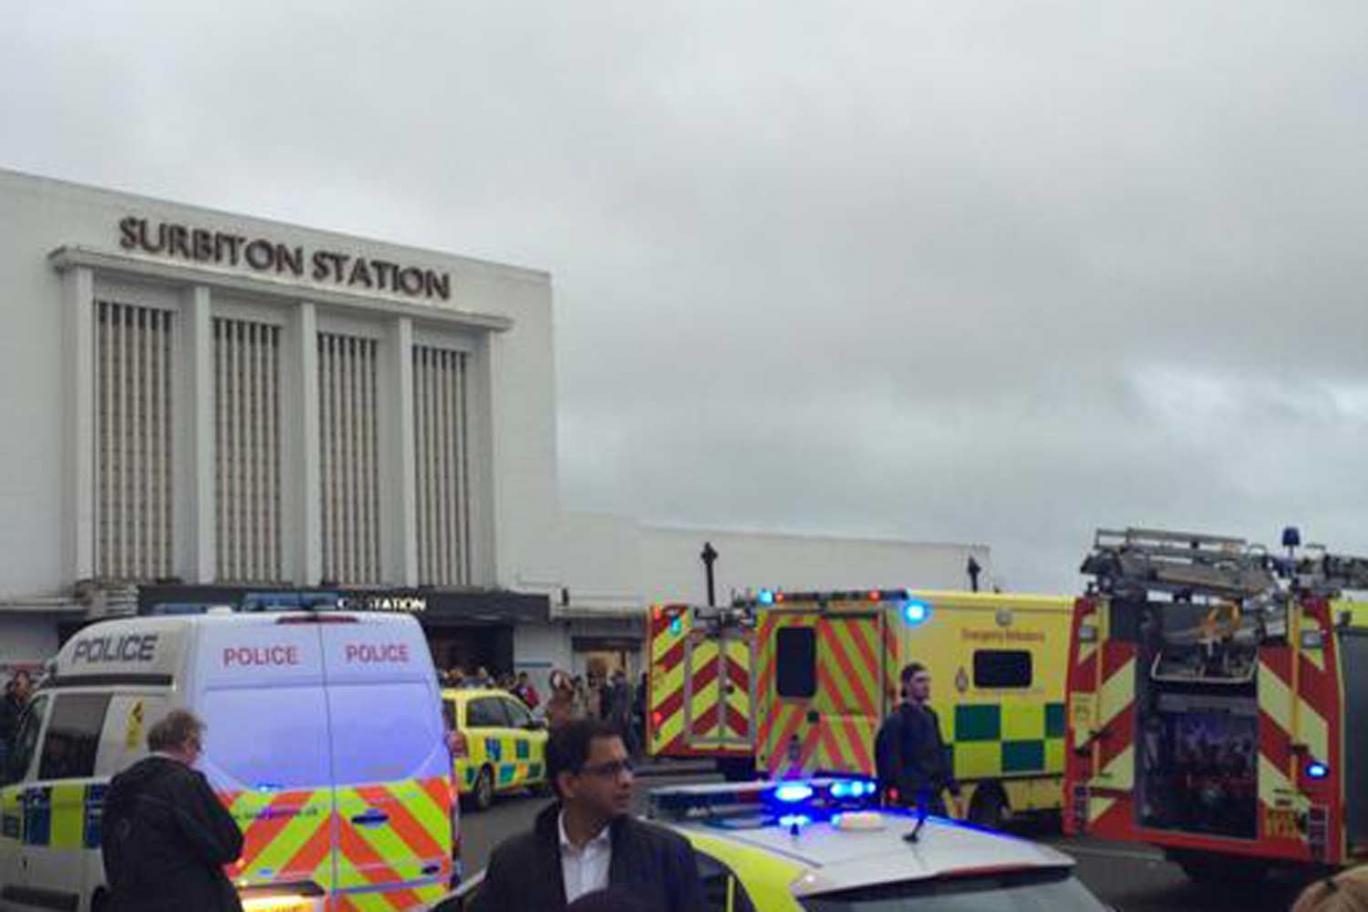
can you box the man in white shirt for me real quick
[472,719,705,912]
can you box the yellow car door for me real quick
[497,695,546,787]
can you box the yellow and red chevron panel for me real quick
[648,605,754,758]
[687,636,751,748]
[647,605,690,757]
[1063,596,1138,838]
[757,611,884,778]
[222,775,453,912]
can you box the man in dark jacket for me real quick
[876,662,964,817]
[0,670,33,764]
[471,718,705,912]
[101,710,244,912]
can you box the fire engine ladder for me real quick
[1081,527,1279,600]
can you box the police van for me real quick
[0,609,458,912]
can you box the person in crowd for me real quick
[515,671,542,710]
[874,662,964,817]
[605,670,634,750]
[545,670,579,730]
[0,670,34,767]
[101,710,245,912]
[632,672,648,757]
[1292,866,1368,912]
[475,666,494,687]
[572,675,592,719]
[471,718,705,912]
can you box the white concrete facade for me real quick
[0,169,561,611]
[554,512,992,613]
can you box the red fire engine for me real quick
[1064,527,1368,881]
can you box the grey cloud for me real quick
[5,0,1368,590]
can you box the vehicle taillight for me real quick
[448,730,468,759]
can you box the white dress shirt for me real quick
[559,811,613,903]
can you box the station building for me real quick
[0,168,994,689]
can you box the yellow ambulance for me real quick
[441,688,547,812]
[740,589,1073,827]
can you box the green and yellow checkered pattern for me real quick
[456,734,544,794]
[948,702,1066,779]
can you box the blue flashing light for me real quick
[903,600,930,625]
[829,779,875,799]
[774,783,814,804]
[1307,761,1329,780]
[669,617,683,635]
[778,813,812,830]
[758,589,775,606]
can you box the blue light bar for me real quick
[758,589,775,605]
[774,783,814,803]
[778,813,811,831]
[1307,761,1329,780]
[830,779,875,799]
[669,617,683,635]
[903,600,930,625]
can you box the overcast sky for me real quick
[5,2,1367,592]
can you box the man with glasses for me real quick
[101,710,244,912]
[472,718,705,911]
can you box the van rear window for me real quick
[328,683,444,783]
[201,686,331,789]
[39,693,110,780]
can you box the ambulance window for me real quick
[442,699,457,732]
[502,697,533,729]
[776,627,817,698]
[467,697,510,728]
[973,650,1033,689]
[3,694,48,784]
[39,693,111,780]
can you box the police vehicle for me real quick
[441,687,547,811]
[444,777,1107,912]
[0,609,458,912]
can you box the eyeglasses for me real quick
[579,759,634,779]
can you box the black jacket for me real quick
[0,692,23,748]
[101,756,244,912]
[882,702,960,801]
[470,803,706,912]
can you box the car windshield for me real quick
[800,867,1107,912]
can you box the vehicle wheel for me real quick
[967,785,1008,830]
[473,765,495,812]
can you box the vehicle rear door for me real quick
[684,621,753,755]
[320,616,452,912]
[811,613,882,776]
[758,612,819,777]
[194,618,337,900]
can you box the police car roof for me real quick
[668,810,1076,897]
